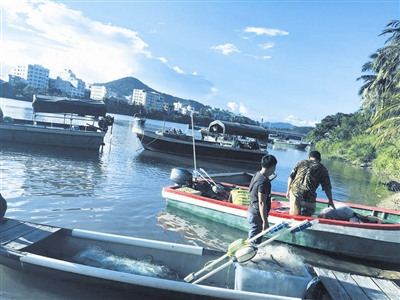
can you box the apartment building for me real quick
[10,64,49,89]
[52,69,86,98]
[89,85,108,100]
[132,89,164,111]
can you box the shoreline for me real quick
[377,193,400,211]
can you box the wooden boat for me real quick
[0,218,317,299]
[134,120,269,163]
[162,168,400,265]
[0,95,114,150]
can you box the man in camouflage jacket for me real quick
[286,151,335,216]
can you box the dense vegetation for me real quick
[307,20,400,181]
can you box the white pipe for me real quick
[72,229,203,256]
[191,112,197,174]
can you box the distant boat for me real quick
[134,129,269,164]
[0,94,114,151]
[133,113,146,126]
[272,139,310,151]
[134,119,271,163]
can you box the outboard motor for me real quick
[105,115,114,126]
[98,117,108,132]
[170,168,193,187]
[98,115,114,133]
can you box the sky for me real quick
[1,0,399,126]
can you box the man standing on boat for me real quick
[247,155,278,245]
[286,151,335,216]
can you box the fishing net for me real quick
[241,244,309,277]
[73,246,179,280]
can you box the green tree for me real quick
[358,20,400,144]
[358,20,400,117]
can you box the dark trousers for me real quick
[247,211,263,245]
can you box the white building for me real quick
[173,101,183,111]
[173,101,196,115]
[52,69,86,98]
[132,89,164,111]
[89,85,107,100]
[10,64,49,89]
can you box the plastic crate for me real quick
[230,189,250,206]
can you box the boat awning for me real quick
[32,95,107,117]
[206,120,270,140]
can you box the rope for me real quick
[135,130,159,152]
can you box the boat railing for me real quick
[32,112,99,131]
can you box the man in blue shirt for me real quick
[247,155,278,245]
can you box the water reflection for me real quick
[1,142,103,199]
[324,159,390,206]
[157,206,245,251]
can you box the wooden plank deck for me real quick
[0,219,60,250]
[315,267,400,300]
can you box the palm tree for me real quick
[358,20,400,117]
[369,94,400,143]
[358,20,400,144]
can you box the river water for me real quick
[0,97,397,299]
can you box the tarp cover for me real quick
[206,120,269,140]
[33,95,107,117]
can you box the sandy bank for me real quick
[377,193,400,211]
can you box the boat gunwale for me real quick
[0,122,106,136]
[162,185,400,230]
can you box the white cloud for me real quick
[226,101,248,115]
[1,0,151,82]
[284,115,317,127]
[245,54,271,60]
[158,57,168,64]
[239,103,248,114]
[210,43,240,55]
[173,66,185,74]
[244,27,289,37]
[259,42,275,50]
[227,102,238,111]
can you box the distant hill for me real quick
[97,77,153,95]
[96,76,205,110]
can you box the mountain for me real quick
[97,77,153,95]
[97,76,205,110]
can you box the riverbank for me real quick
[378,193,400,211]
